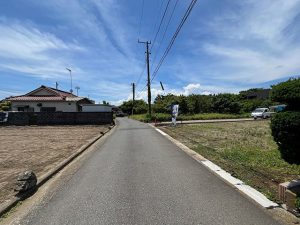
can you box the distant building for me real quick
[6,85,93,112]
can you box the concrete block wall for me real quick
[6,112,113,125]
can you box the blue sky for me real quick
[0,0,300,105]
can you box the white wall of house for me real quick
[11,101,78,112]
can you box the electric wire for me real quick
[150,0,166,42]
[135,54,147,88]
[151,0,198,83]
[150,0,179,69]
[136,0,172,98]
[150,0,171,52]
[136,83,148,99]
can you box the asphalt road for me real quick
[23,118,280,225]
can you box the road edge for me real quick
[0,124,115,218]
[149,124,279,209]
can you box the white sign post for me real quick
[172,104,179,126]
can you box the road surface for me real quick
[23,118,280,225]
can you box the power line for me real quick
[150,0,179,69]
[136,1,168,99]
[150,0,166,43]
[151,0,198,83]
[138,0,145,38]
[135,57,146,88]
[136,83,148,99]
[150,0,171,52]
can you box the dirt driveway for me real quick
[0,125,109,205]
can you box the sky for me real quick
[0,0,300,105]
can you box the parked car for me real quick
[116,111,125,117]
[251,108,274,119]
[269,104,286,112]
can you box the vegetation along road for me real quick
[17,118,281,225]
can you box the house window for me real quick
[17,107,34,112]
[40,107,56,112]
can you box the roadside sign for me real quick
[172,104,179,126]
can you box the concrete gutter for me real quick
[151,124,279,209]
[153,118,256,126]
[0,124,115,218]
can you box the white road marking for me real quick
[155,128,167,136]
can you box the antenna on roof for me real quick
[75,86,80,96]
[55,82,59,89]
[66,68,73,93]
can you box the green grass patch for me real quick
[130,113,249,122]
[160,120,300,202]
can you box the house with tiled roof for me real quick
[6,85,93,112]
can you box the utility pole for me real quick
[138,40,152,117]
[132,83,135,115]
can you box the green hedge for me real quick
[130,113,249,123]
[271,111,300,164]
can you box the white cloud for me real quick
[0,18,85,79]
[135,83,215,104]
[0,19,84,61]
[187,0,300,85]
[203,44,300,83]
[183,83,201,95]
[0,90,22,99]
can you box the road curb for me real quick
[0,124,115,218]
[150,124,279,209]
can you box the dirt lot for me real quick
[160,120,300,202]
[0,125,109,205]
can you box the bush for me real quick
[271,111,300,164]
[271,78,300,110]
[0,106,9,111]
[0,101,11,111]
[130,113,249,122]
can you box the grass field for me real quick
[160,120,300,202]
[130,113,250,122]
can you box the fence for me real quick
[4,112,113,125]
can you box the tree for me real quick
[271,78,300,110]
[178,95,188,114]
[119,100,147,115]
[153,94,178,114]
[212,94,241,114]
[270,78,300,164]
[102,101,110,105]
[0,101,11,111]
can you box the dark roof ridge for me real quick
[25,85,76,97]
